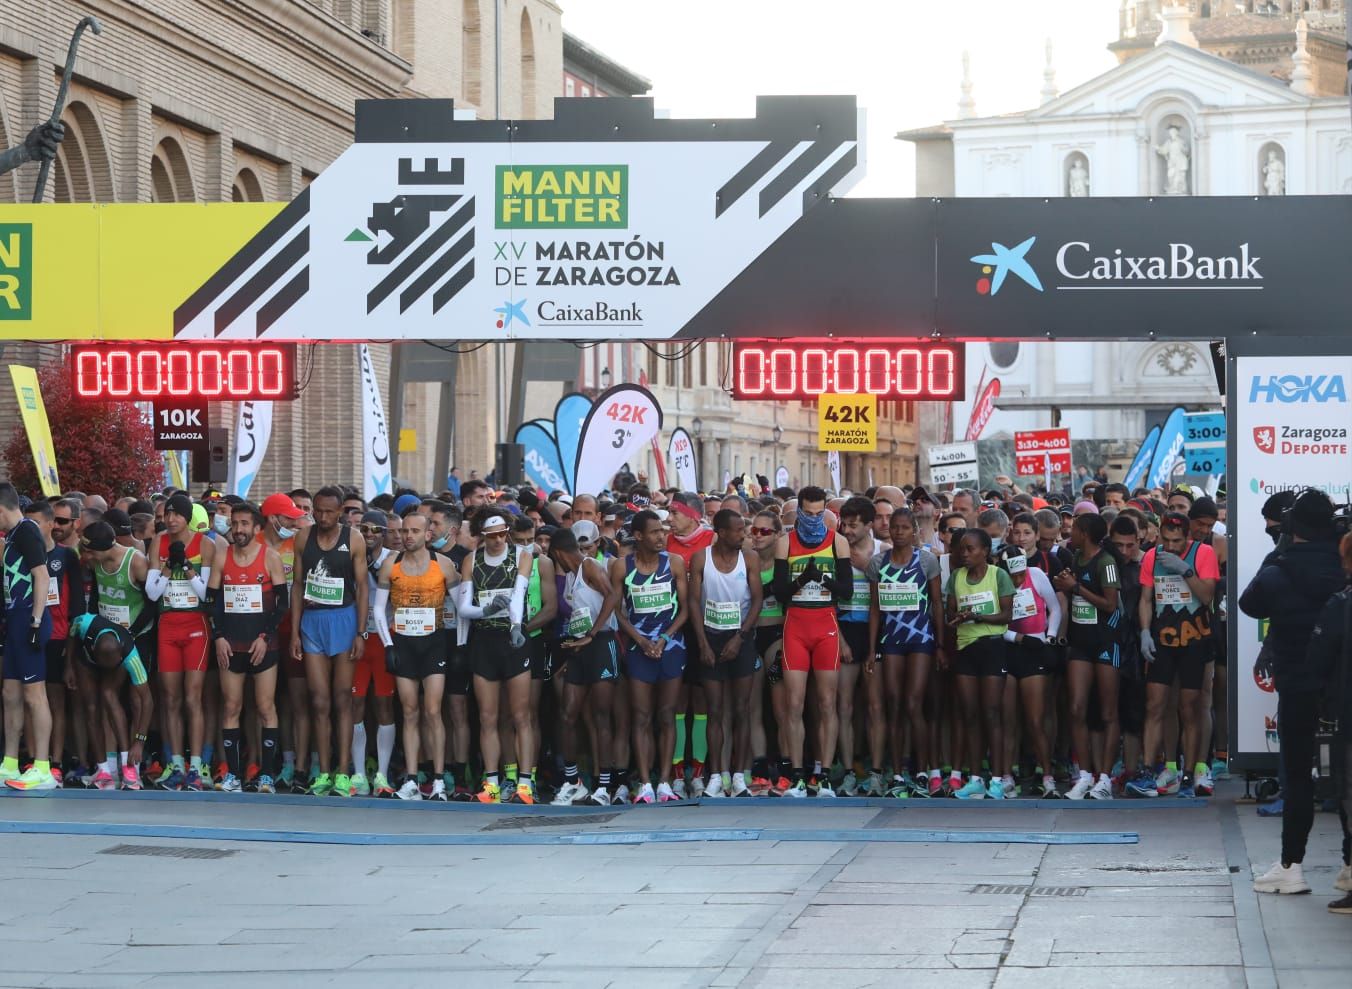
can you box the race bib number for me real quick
[792,581,831,604]
[705,600,742,631]
[1154,575,1192,607]
[879,581,920,612]
[46,580,60,608]
[223,583,263,614]
[841,578,870,613]
[1012,587,1037,622]
[567,606,594,638]
[367,606,381,634]
[1071,595,1098,625]
[99,603,131,628]
[442,600,458,631]
[958,590,996,616]
[166,579,200,610]
[478,587,511,614]
[630,580,671,615]
[304,573,344,605]
[1006,554,1027,577]
[394,607,437,637]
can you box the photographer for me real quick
[1240,489,1345,895]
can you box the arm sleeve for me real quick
[212,587,227,633]
[824,557,854,604]
[772,559,794,607]
[508,572,529,626]
[67,552,87,616]
[144,568,169,601]
[1031,567,1061,636]
[372,586,392,647]
[457,579,485,620]
[190,567,210,601]
[265,584,289,637]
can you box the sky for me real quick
[558,0,1123,196]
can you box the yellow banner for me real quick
[817,394,877,452]
[8,365,60,495]
[0,203,281,341]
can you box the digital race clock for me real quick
[71,344,297,401]
[732,341,965,401]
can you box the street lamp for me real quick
[772,424,783,445]
[600,366,612,389]
[692,416,703,437]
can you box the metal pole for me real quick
[32,16,102,203]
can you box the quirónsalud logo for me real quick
[971,236,1043,296]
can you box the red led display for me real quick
[71,344,297,401]
[732,341,965,401]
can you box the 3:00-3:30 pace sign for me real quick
[732,341,965,401]
[71,344,297,401]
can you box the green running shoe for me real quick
[350,773,370,796]
[309,772,334,797]
[332,773,352,797]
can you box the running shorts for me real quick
[1146,641,1213,691]
[697,628,760,682]
[157,612,209,674]
[781,608,840,674]
[470,627,531,682]
[299,605,358,658]
[390,632,447,681]
[226,649,280,675]
[562,630,620,687]
[352,638,395,697]
[952,636,1007,679]
[627,639,687,684]
[839,620,873,665]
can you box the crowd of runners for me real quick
[5,469,1316,811]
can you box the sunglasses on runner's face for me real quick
[751,526,777,536]
[359,525,385,537]
[53,516,74,525]
[943,526,964,535]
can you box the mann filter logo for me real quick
[497,166,627,228]
[0,223,32,320]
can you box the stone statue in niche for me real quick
[1262,149,1286,196]
[1067,157,1089,197]
[1154,125,1190,196]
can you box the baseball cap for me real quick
[103,508,133,536]
[260,493,304,520]
[553,494,573,507]
[81,520,116,552]
[165,493,194,520]
[392,493,422,516]
[572,519,600,546]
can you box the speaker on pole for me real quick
[495,442,525,486]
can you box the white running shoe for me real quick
[1001,775,1017,799]
[690,775,705,798]
[704,773,726,797]
[730,772,749,797]
[1155,767,1180,795]
[656,781,678,802]
[1066,773,1094,800]
[1253,861,1310,895]
[1335,864,1352,892]
[613,783,631,805]
[589,786,612,806]
[395,778,422,801]
[429,779,447,801]
[551,781,589,806]
[634,782,656,804]
[672,778,687,800]
[815,777,837,798]
[1089,776,1114,800]
[839,771,859,796]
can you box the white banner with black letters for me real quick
[359,344,393,500]
[228,400,272,501]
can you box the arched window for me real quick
[150,136,195,203]
[52,100,115,203]
[519,8,536,118]
[461,0,482,108]
[232,167,264,203]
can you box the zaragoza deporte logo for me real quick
[970,236,1043,296]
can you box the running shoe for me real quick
[417,770,432,799]
[441,771,455,796]
[588,786,612,806]
[514,780,535,805]
[1089,776,1114,800]
[705,773,726,798]
[929,774,944,798]
[863,771,887,797]
[613,784,630,805]
[730,772,750,797]
[4,766,57,791]
[749,775,772,797]
[689,775,705,798]
[1040,777,1059,799]
[214,762,229,786]
[1065,773,1094,801]
[986,778,1006,800]
[1329,893,1352,914]
[672,778,687,800]
[1155,767,1180,796]
[656,781,678,802]
[886,781,911,800]
[1177,783,1196,798]
[1001,776,1017,799]
[769,776,792,797]
[333,773,352,798]
[477,781,501,804]
[1253,861,1310,895]
[1211,759,1230,781]
[244,763,260,787]
[373,773,394,797]
[64,763,91,788]
[944,774,964,797]
[1195,772,1214,797]
[1257,798,1284,817]
[429,779,447,801]
[255,775,276,794]
[451,784,475,802]
[218,773,242,793]
[308,773,334,797]
[1125,770,1159,798]
[551,781,588,805]
[120,765,142,791]
[815,777,836,798]
[395,778,422,800]
[784,779,808,798]
[839,770,859,796]
[351,773,371,797]
[635,782,656,804]
[1335,864,1352,892]
[277,764,296,792]
[183,768,209,792]
[91,768,117,791]
[153,763,178,789]
[50,767,63,787]
[954,777,986,799]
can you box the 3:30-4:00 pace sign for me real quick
[71,344,297,401]
[733,341,965,401]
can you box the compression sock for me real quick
[261,728,280,778]
[565,763,580,785]
[282,750,295,772]
[692,714,708,765]
[377,724,396,780]
[201,743,214,766]
[673,715,687,767]
[351,722,367,774]
[751,757,769,779]
[1166,760,1178,773]
[222,728,243,778]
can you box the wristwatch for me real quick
[362,631,371,640]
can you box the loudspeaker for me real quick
[495,443,524,485]
[191,428,229,485]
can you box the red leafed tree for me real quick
[3,357,163,501]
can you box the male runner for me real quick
[773,486,852,797]
[290,486,368,797]
[65,613,153,788]
[665,493,714,793]
[1133,512,1218,798]
[428,501,474,798]
[351,510,398,796]
[209,501,287,794]
[688,509,763,799]
[147,493,215,791]
[259,492,307,790]
[749,511,786,796]
[615,510,690,803]
[835,496,878,795]
[374,511,459,801]
[0,482,56,790]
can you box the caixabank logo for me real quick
[970,237,1042,296]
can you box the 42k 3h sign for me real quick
[818,394,877,451]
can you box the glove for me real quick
[1139,628,1156,663]
[28,622,42,651]
[794,559,820,589]
[23,121,65,163]
[766,656,783,686]
[167,540,187,572]
[384,643,398,675]
[1153,550,1189,577]
[481,594,511,617]
[509,624,527,649]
